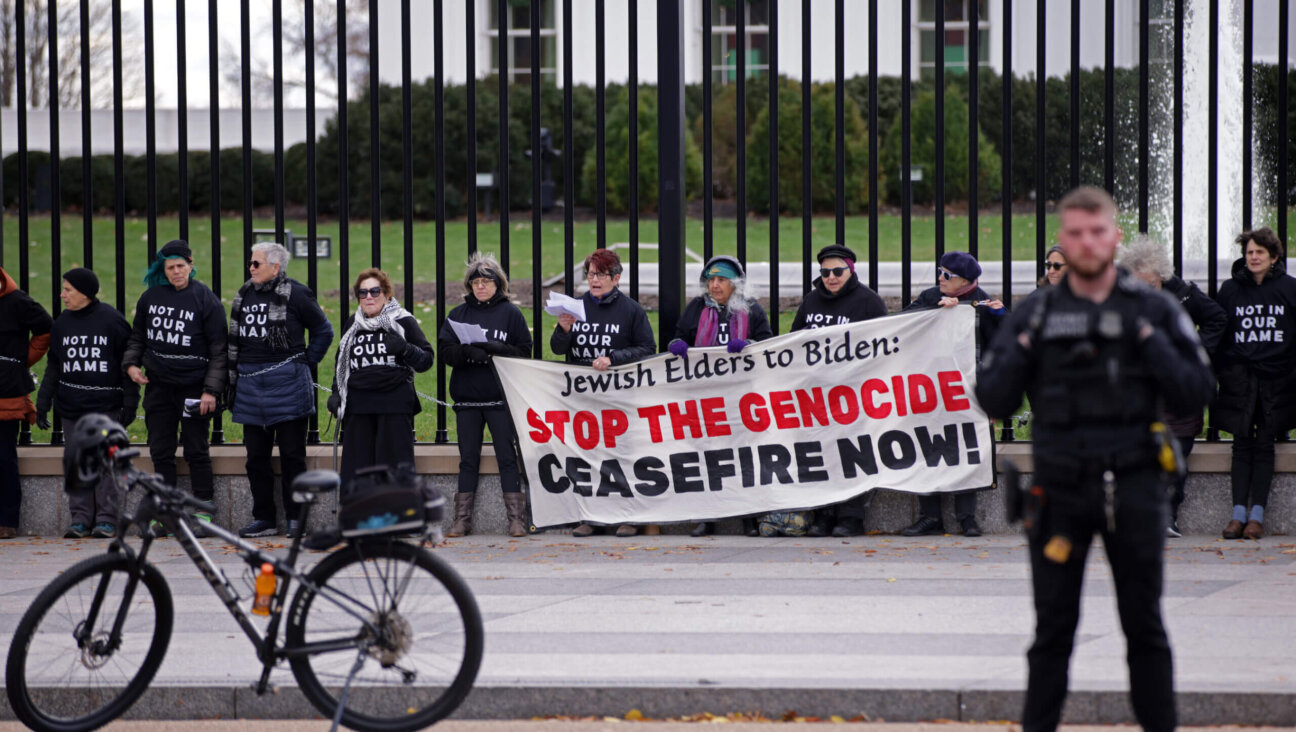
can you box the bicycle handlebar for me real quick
[109,449,217,515]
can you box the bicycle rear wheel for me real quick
[286,539,484,732]
[6,553,174,732]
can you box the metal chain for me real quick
[59,381,122,393]
[308,380,455,409]
[237,355,300,380]
[152,352,207,361]
[0,355,23,364]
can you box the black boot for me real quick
[690,522,714,537]
[742,518,759,537]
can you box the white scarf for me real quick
[334,298,413,419]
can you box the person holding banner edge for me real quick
[551,248,656,538]
[975,186,1214,732]
[789,244,888,538]
[900,250,1005,538]
[668,255,774,537]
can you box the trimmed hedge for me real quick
[879,86,1002,206]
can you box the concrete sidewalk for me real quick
[2,533,1293,726]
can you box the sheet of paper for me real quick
[447,319,489,344]
[544,291,586,321]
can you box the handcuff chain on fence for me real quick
[60,381,122,393]
[307,381,456,409]
[237,355,301,380]
[153,352,208,361]
[0,354,23,364]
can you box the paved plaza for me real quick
[1,532,1294,726]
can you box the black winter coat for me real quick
[549,287,655,366]
[123,280,228,395]
[1160,275,1228,439]
[791,274,887,330]
[36,301,138,418]
[337,314,435,416]
[673,296,774,346]
[904,284,1006,356]
[1212,258,1296,434]
[438,291,532,405]
[0,273,52,400]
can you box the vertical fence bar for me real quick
[499,0,511,266]
[48,0,62,314]
[434,0,448,441]
[768,0,779,332]
[1279,0,1289,247]
[112,0,124,312]
[1138,0,1149,232]
[563,0,573,297]
[595,0,604,251]
[80,0,92,267]
[867,0,878,290]
[305,0,318,444]
[1104,0,1114,194]
[1243,0,1253,229]
[1208,0,1218,297]
[274,0,285,241]
[1070,0,1079,190]
[401,0,413,309]
[17,0,28,295]
[658,0,686,349]
[177,0,189,241]
[1174,0,1184,273]
[241,0,253,267]
[901,0,912,304]
[629,0,640,297]
[466,1,476,255]
[209,0,224,446]
[1000,0,1013,442]
[337,0,351,327]
[703,0,713,262]
[1035,1,1045,274]
[145,0,157,257]
[835,0,845,248]
[801,0,811,292]
[934,0,944,261]
[531,0,544,350]
[968,0,979,259]
[737,0,747,265]
[369,0,381,266]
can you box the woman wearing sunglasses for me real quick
[1037,245,1068,289]
[328,268,435,488]
[901,250,1006,538]
[790,244,888,538]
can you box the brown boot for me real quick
[1243,519,1264,541]
[446,492,475,537]
[1222,519,1245,540]
[503,493,528,538]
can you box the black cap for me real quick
[62,268,99,299]
[816,244,857,263]
[159,239,193,261]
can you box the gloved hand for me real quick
[119,407,137,429]
[726,338,749,353]
[668,339,689,357]
[35,412,50,430]
[481,340,509,355]
[383,331,408,354]
[464,346,489,363]
[326,393,341,416]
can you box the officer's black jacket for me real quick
[975,268,1215,448]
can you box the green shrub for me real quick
[879,86,1002,206]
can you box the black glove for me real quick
[482,340,510,355]
[464,346,489,363]
[119,407,137,429]
[327,393,341,416]
[35,412,50,431]
[384,331,408,354]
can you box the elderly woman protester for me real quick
[901,251,1006,538]
[327,268,434,490]
[228,243,334,538]
[791,244,888,538]
[1118,236,1226,538]
[551,248,656,537]
[1213,227,1296,541]
[36,268,137,539]
[668,255,774,537]
[439,253,533,538]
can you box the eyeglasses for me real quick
[937,268,956,281]
[355,287,383,299]
[249,260,264,269]
[587,272,614,282]
[820,266,849,278]
[1045,262,1066,271]
[470,278,495,288]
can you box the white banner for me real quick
[494,307,994,528]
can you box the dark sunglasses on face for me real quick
[249,260,264,268]
[356,286,383,299]
[937,268,955,281]
[820,266,849,278]
[1045,261,1066,271]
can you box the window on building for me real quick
[708,0,770,85]
[1147,0,1174,65]
[488,0,557,85]
[917,0,990,80]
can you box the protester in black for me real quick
[900,250,1005,538]
[36,269,137,539]
[976,187,1214,732]
[439,253,532,538]
[328,268,434,489]
[668,255,774,537]
[229,243,334,538]
[123,240,227,533]
[1212,227,1296,541]
[1119,235,1227,537]
[0,267,51,539]
[551,248,656,537]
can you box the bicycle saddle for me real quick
[292,470,341,494]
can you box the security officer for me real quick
[975,187,1214,732]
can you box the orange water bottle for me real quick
[252,563,276,616]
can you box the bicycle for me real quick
[5,414,484,732]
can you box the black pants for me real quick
[455,407,521,494]
[1169,437,1196,520]
[1023,468,1174,732]
[918,490,978,523]
[143,382,213,501]
[0,420,19,528]
[340,412,414,489]
[1230,395,1275,509]
[63,410,121,526]
[245,417,308,523]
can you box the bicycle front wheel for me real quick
[286,539,484,732]
[5,553,174,732]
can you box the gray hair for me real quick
[252,242,290,272]
[706,276,750,314]
[464,251,509,295]
[1118,235,1172,280]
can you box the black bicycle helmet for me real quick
[62,413,129,493]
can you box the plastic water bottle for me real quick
[252,563,276,616]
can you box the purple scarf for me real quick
[696,304,749,347]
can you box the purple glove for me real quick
[668,339,689,357]
[726,338,749,353]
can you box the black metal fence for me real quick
[3,0,1292,446]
